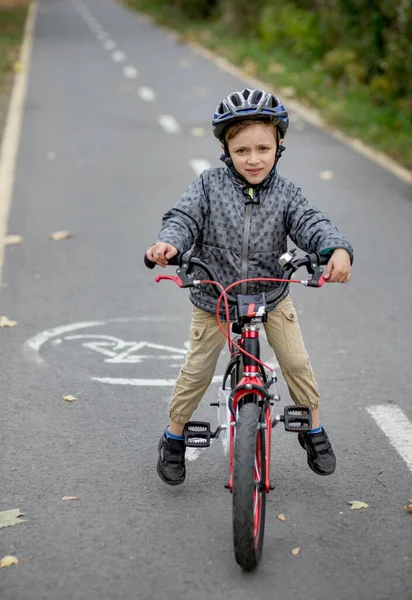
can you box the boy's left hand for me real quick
[323,249,351,283]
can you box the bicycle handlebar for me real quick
[144,253,181,269]
[144,249,330,304]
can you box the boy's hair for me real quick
[224,116,281,143]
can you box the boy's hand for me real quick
[146,242,178,268]
[323,249,351,283]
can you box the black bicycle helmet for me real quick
[212,88,289,141]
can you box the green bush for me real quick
[259,2,325,61]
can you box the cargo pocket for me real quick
[187,323,208,367]
[280,305,305,354]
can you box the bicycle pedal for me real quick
[282,405,312,432]
[184,421,211,448]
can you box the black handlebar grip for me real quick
[318,253,332,266]
[144,252,181,269]
[144,254,156,269]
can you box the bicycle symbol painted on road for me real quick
[56,334,188,365]
[22,318,223,386]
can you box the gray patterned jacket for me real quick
[157,167,353,317]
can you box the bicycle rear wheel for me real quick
[232,400,266,571]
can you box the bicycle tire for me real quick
[233,400,266,571]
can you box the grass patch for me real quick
[124,0,412,170]
[0,5,29,135]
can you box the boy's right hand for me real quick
[146,242,178,268]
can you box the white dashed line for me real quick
[366,405,412,473]
[189,159,212,177]
[112,50,126,63]
[97,31,108,40]
[158,115,181,134]
[104,39,117,50]
[137,86,156,102]
[123,66,139,79]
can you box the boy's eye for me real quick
[236,148,246,154]
[259,146,269,152]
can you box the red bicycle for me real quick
[145,250,328,571]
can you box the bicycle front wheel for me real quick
[232,401,266,571]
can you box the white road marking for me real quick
[137,86,156,102]
[92,376,222,386]
[112,50,126,63]
[186,442,213,462]
[63,335,188,363]
[158,115,181,134]
[72,1,102,33]
[104,39,117,50]
[123,66,138,79]
[189,159,212,177]
[366,405,412,473]
[23,321,106,365]
[23,318,225,386]
[97,32,108,41]
[0,0,38,285]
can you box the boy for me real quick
[146,88,353,486]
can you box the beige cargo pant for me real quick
[169,296,320,424]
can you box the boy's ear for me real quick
[221,143,225,151]
[279,138,284,146]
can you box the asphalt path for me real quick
[1,0,411,598]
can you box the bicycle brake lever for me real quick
[302,270,326,287]
[155,275,184,287]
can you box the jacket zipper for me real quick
[240,187,254,294]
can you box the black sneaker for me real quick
[298,427,336,476]
[157,431,186,486]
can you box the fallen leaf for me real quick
[63,395,77,403]
[277,513,286,522]
[338,349,349,355]
[268,62,285,74]
[291,547,301,556]
[179,58,192,68]
[282,86,296,98]
[48,231,72,241]
[61,496,80,501]
[4,234,23,245]
[13,61,23,73]
[118,83,133,93]
[0,316,17,328]
[0,555,18,568]
[403,500,412,512]
[319,170,335,181]
[348,501,369,510]
[191,127,206,137]
[0,509,25,529]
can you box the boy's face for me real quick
[226,123,280,185]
